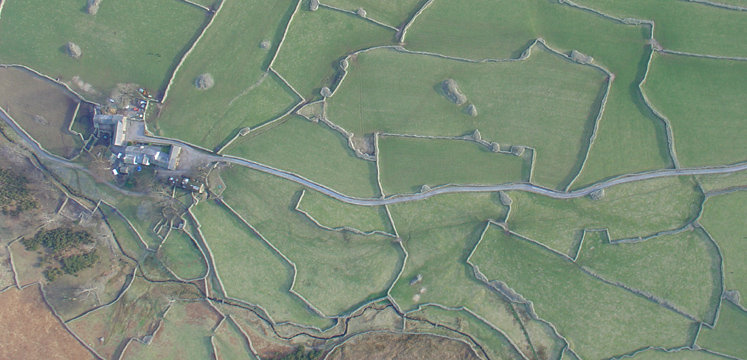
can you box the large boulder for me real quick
[87,0,103,14]
[66,42,82,59]
[441,78,467,105]
[194,73,215,90]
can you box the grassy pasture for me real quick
[272,0,395,99]
[0,0,207,97]
[645,54,747,167]
[629,349,730,360]
[219,166,401,317]
[226,115,379,198]
[122,301,221,360]
[385,192,565,358]
[700,191,747,302]
[378,136,528,194]
[0,67,81,158]
[404,0,672,188]
[296,189,394,234]
[696,301,747,359]
[507,177,703,256]
[214,319,258,360]
[471,225,694,360]
[159,230,207,280]
[327,47,605,189]
[114,197,165,249]
[571,0,747,58]
[576,229,721,321]
[156,0,299,150]
[322,0,424,27]
[408,306,525,360]
[697,170,747,193]
[101,203,146,259]
[191,199,329,328]
[67,277,198,360]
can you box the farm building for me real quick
[93,114,128,146]
[120,145,181,170]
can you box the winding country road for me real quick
[4,109,747,206]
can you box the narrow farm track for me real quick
[5,109,747,207]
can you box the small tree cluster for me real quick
[22,228,93,253]
[43,250,98,282]
[0,168,38,217]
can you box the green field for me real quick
[122,301,219,360]
[407,306,525,360]
[191,199,328,328]
[506,177,703,256]
[159,230,207,280]
[700,191,747,302]
[385,192,565,358]
[156,0,298,149]
[403,0,673,188]
[219,166,401,317]
[571,0,747,58]
[66,277,196,360]
[378,136,528,194]
[697,170,747,193]
[629,349,730,360]
[114,197,165,249]
[226,115,379,197]
[576,230,721,321]
[322,0,423,27]
[0,0,207,98]
[295,189,394,235]
[327,47,605,189]
[272,0,395,99]
[645,54,747,167]
[213,319,258,360]
[471,225,694,360]
[696,301,747,359]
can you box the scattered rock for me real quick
[420,185,431,193]
[724,290,741,305]
[588,189,605,200]
[499,191,513,206]
[412,294,421,302]
[32,115,50,126]
[66,42,82,60]
[471,129,481,141]
[409,274,423,286]
[259,40,271,49]
[441,78,467,106]
[510,145,525,157]
[621,17,642,25]
[570,50,593,64]
[356,7,367,17]
[87,0,102,15]
[489,142,501,153]
[466,103,478,117]
[419,287,427,294]
[490,280,528,304]
[194,73,214,90]
[340,58,349,71]
[309,0,319,11]
[649,38,663,51]
[320,86,332,98]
